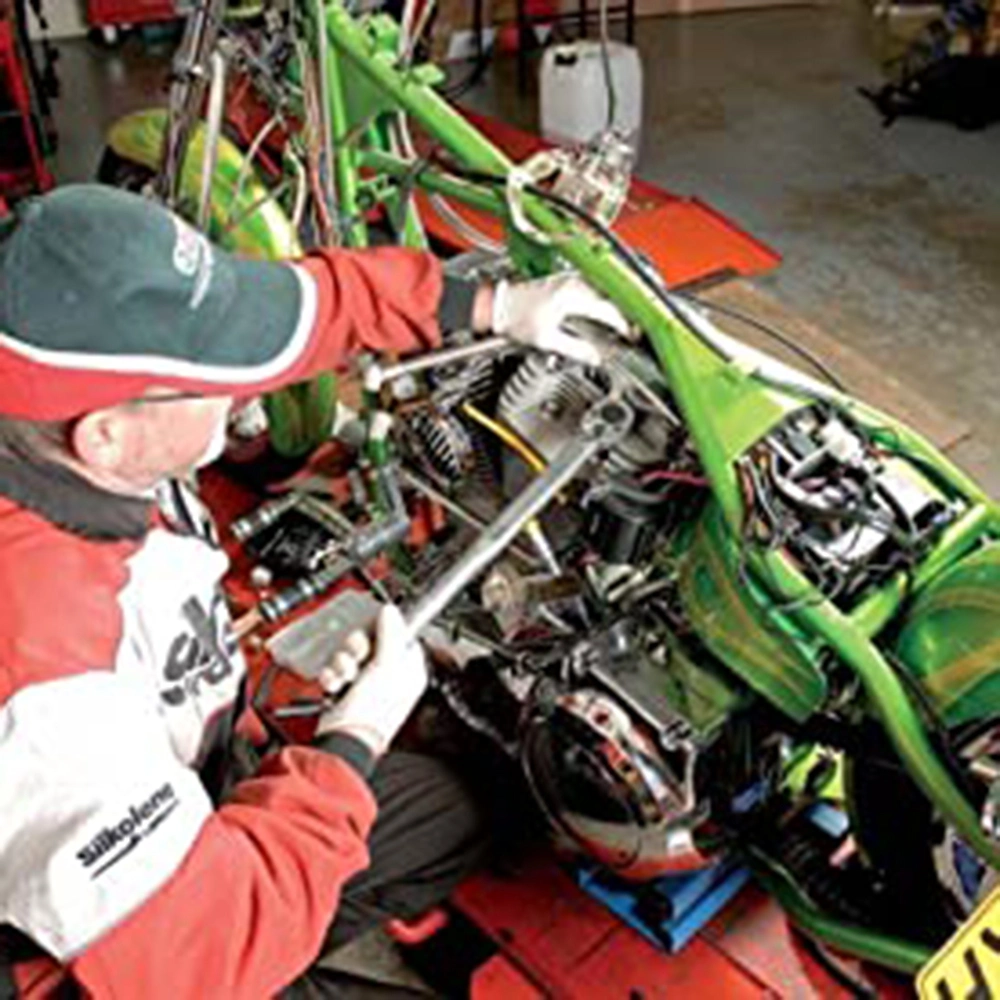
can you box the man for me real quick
[0,185,626,998]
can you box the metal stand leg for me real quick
[516,0,530,91]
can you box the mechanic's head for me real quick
[0,184,316,494]
[0,393,234,495]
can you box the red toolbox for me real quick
[87,0,177,27]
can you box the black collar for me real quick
[0,458,153,541]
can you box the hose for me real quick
[227,113,281,224]
[746,845,932,975]
[460,402,548,474]
[313,0,337,216]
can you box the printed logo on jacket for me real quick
[161,592,238,708]
[77,783,180,879]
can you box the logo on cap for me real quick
[171,217,215,311]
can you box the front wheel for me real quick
[847,721,1000,945]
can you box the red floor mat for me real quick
[454,857,771,998]
[454,855,910,998]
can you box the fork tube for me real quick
[197,50,226,230]
[316,11,367,246]
[157,0,226,207]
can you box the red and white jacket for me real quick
[0,249,456,998]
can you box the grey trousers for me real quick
[283,750,488,998]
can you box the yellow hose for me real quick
[460,404,565,546]
[460,402,547,474]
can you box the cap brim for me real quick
[0,260,319,420]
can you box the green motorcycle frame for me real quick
[104,0,1000,973]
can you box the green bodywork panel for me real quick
[896,542,1000,728]
[657,631,748,737]
[264,374,339,457]
[662,346,806,469]
[678,500,828,722]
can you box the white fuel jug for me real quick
[540,40,643,150]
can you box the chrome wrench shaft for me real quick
[403,400,632,638]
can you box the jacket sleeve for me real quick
[263,247,479,393]
[0,671,376,999]
[301,247,446,364]
[302,247,478,358]
[103,248,479,407]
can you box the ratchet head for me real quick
[581,398,633,446]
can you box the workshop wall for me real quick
[432,0,810,59]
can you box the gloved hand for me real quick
[491,273,630,366]
[315,605,428,756]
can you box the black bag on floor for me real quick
[861,55,1000,130]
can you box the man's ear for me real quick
[69,408,131,472]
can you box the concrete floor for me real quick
[52,31,174,183]
[51,0,1000,499]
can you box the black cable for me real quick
[736,508,836,618]
[883,649,978,803]
[765,454,910,547]
[438,0,492,101]
[431,159,846,404]
[794,931,877,1000]
[746,441,929,619]
[440,56,491,101]
[677,295,847,392]
[429,159,691,317]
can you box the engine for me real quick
[376,331,754,877]
[242,274,956,881]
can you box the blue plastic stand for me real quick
[576,860,751,953]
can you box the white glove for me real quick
[492,273,630,366]
[315,605,428,756]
